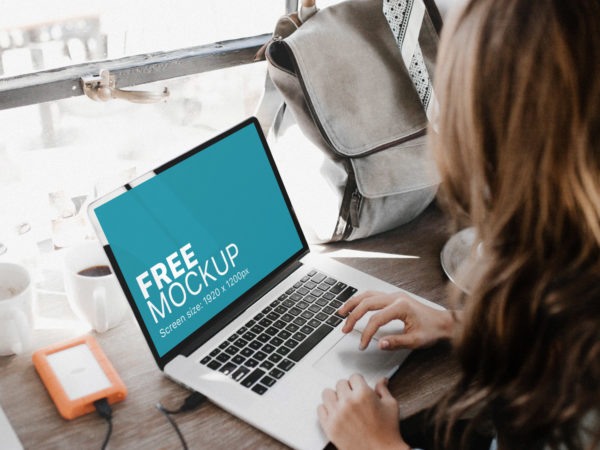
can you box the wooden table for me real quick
[0,203,460,449]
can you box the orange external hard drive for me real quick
[32,335,127,420]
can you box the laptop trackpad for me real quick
[313,331,410,384]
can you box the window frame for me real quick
[0,0,299,110]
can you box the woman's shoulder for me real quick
[579,411,600,449]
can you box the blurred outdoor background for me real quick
[0,0,461,273]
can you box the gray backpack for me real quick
[258,0,442,242]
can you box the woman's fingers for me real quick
[321,388,338,410]
[341,295,396,333]
[316,403,328,425]
[359,306,402,350]
[338,290,378,317]
[348,373,369,392]
[335,379,352,398]
[360,298,414,349]
[379,333,421,350]
[374,377,393,400]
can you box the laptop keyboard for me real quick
[199,269,357,395]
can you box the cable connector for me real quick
[179,392,207,412]
[157,391,207,415]
[94,398,113,450]
[94,398,112,420]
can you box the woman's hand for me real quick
[338,291,457,351]
[317,375,410,450]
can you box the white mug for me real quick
[63,241,128,333]
[0,262,34,355]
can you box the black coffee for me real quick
[78,265,112,277]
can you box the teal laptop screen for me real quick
[94,122,304,357]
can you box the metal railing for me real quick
[0,0,299,110]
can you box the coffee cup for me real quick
[0,262,34,355]
[63,241,128,332]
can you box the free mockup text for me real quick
[136,243,244,326]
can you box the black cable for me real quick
[157,392,207,450]
[157,403,189,450]
[94,398,113,450]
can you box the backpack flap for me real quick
[282,0,430,156]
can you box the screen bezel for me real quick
[88,117,309,369]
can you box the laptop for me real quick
[88,117,443,449]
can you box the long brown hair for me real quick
[430,0,600,448]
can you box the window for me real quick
[0,0,455,268]
[0,0,308,264]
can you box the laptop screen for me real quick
[93,120,306,359]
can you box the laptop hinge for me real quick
[179,259,304,357]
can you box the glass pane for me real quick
[0,0,285,78]
[0,62,267,271]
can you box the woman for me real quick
[317,0,600,449]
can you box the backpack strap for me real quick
[383,0,441,122]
